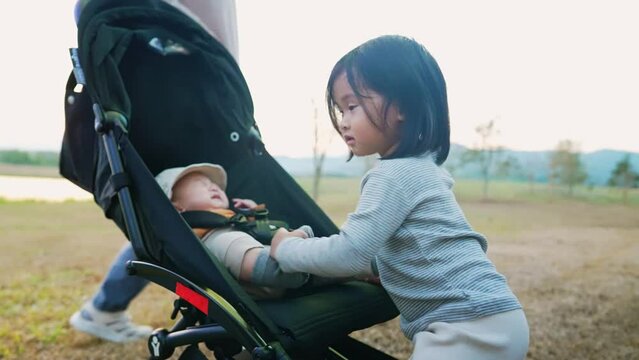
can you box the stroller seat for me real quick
[131,258,396,358]
[61,0,399,358]
[258,281,395,353]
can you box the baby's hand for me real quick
[270,228,308,257]
[232,198,258,210]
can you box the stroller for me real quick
[60,0,399,359]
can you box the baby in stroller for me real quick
[155,162,317,299]
[64,0,400,357]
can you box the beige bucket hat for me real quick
[155,163,227,199]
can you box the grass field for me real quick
[0,176,638,359]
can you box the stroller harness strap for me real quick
[181,208,289,244]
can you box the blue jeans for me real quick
[92,243,148,312]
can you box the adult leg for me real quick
[69,243,152,342]
[92,243,148,311]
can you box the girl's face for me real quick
[332,72,402,157]
[171,172,229,212]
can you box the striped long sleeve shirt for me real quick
[273,152,522,340]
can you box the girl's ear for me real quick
[391,103,404,122]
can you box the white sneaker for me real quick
[69,302,153,342]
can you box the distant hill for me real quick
[274,145,639,186]
[274,155,368,177]
[1,147,637,186]
[581,149,639,185]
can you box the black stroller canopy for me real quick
[76,0,257,175]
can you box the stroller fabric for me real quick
[61,0,399,357]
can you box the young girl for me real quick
[270,35,529,359]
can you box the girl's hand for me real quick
[270,228,308,257]
[232,198,258,210]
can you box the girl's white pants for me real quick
[410,309,529,360]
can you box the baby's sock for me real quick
[250,248,310,288]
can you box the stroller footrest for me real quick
[258,281,399,355]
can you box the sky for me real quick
[1,0,637,158]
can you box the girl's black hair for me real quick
[326,35,450,165]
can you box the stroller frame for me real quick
[93,107,395,359]
[64,0,400,358]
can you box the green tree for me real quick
[0,150,31,164]
[607,154,638,204]
[522,157,545,194]
[548,140,587,196]
[311,99,334,200]
[495,155,521,179]
[0,150,58,166]
[461,119,514,199]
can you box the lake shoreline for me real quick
[0,174,92,202]
[0,163,60,178]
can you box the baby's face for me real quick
[171,172,229,211]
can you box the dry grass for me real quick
[0,178,638,359]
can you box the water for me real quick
[0,175,92,202]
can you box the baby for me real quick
[156,163,312,298]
